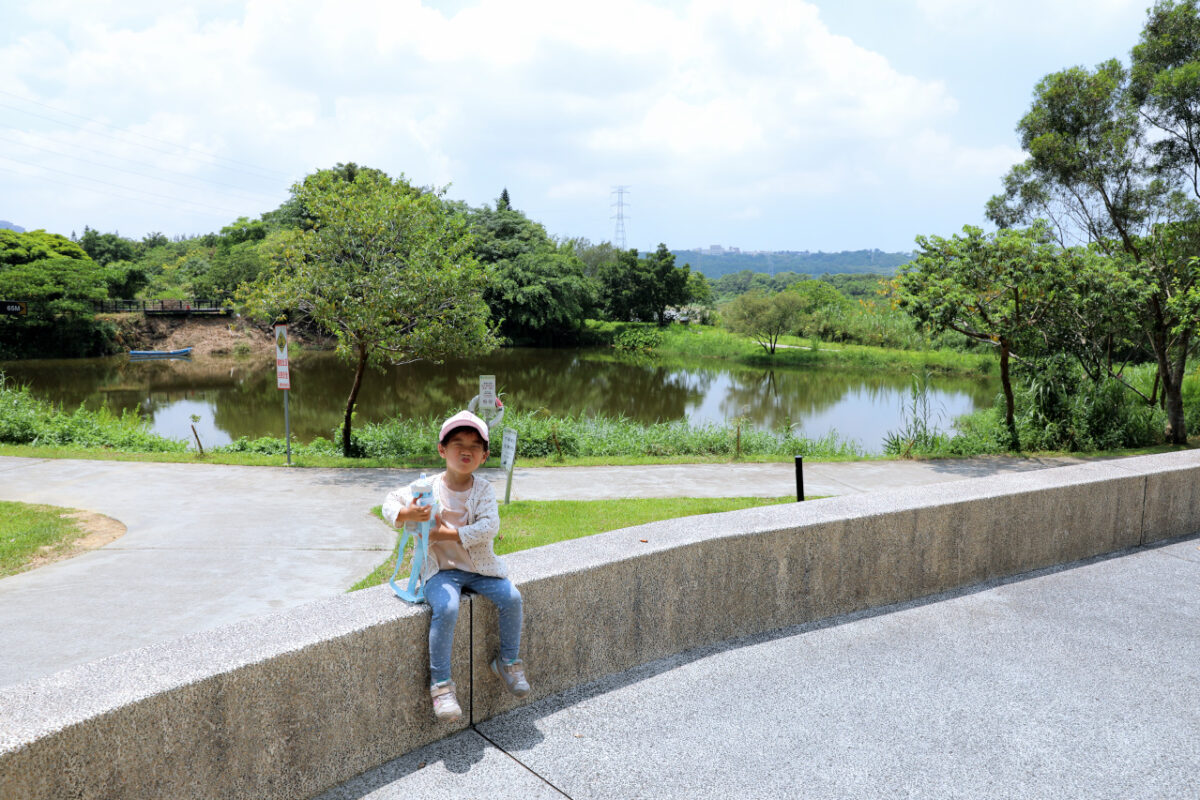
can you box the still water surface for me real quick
[1,348,998,454]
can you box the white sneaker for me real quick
[491,657,531,697]
[431,680,462,721]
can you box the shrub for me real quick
[613,327,664,353]
[0,374,187,451]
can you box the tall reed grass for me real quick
[0,375,187,452]
[349,409,865,461]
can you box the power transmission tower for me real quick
[611,186,631,249]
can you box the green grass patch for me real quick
[350,495,795,591]
[0,501,87,577]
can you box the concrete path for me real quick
[0,454,1095,688]
[319,536,1200,799]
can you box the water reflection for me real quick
[1,349,998,453]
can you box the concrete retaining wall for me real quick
[3,452,1199,799]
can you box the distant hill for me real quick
[672,249,913,279]
[0,220,25,232]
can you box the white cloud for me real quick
[0,0,1052,248]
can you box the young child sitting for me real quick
[382,410,529,722]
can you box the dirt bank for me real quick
[100,314,333,357]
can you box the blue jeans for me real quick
[426,569,523,685]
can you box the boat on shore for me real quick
[129,347,193,358]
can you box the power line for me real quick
[0,91,289,183]
[0,134,282,207]
[0,163,240,223]
[611,185,630,249]
[0,154,258,218]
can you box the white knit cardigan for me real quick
[382,472,507,581]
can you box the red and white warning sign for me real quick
[274,324,290,390]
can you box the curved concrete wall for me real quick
[3,452,1199,799]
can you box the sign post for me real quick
[500,427,518,504]
[1,301,27,316]
[478,375,496,420]
[275,324,292,466]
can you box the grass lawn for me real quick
[350,495,795,591]
[0,501,87,577]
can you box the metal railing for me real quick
[93,299,233,316]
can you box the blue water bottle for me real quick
[389,473,438,603]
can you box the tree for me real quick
[568,238,621,279]
[643,243,693,325]
[0,230,111,357]
[987,36,1200,443]
[484,248,597,344]
[0,230,107,318]
[459,199,598,343]
[686,271,713,307]
[893,225,1070,447]
[462,200,552,265]
[787,279,851,338]
[722,289,806,355]
[77,227,137,267]
[597,244,694,323]
[241,168,499,456]
[219,216,268,246]
[597,248,646,321]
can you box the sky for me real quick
[0,0,1155,253]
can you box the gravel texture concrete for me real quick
[322,536,1200,800]
[0,453,1113,688]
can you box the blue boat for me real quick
[130,347,193,358]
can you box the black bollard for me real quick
[795,455,804,502]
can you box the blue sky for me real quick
[0,0,1151,252]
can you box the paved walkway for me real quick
[0,453,1093,687]
[319,536,1200,799]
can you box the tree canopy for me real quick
[598,244,696,324]
[894,224,1071,446]
[722,289,806,355]
[241,167,499,455]
[985,0,1200,443]
[0,230,112,358]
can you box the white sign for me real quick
[479,375,496,415]
[274,324,290,390]
[500,428,518,472]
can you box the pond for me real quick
[0,348,999,454]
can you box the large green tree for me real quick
[598,244,695,324]
[643,244,693,325]
[461,197,598,344]
[242,167,499,456]
[894,225,1070,447]
[483,248,597,344]
[0,230,111,358]
[77,227,137,267]
[987,18,1200,444]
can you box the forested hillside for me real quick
[672,249,912,279]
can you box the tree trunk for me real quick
[1000,341,1020,450]
[342,345,368,457]
[1164,375,1187,444]
[1150,326,1189,445]
[1163,331,1190,445]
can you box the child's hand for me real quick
[429,515,460,542]
[394,497,433,525]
